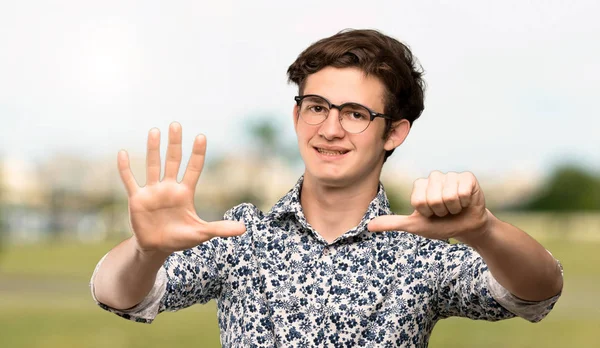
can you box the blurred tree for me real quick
[245,114,300,166]
[206,114,300,211]
[385,185,411,215]
[520,164,600,211]
[47,188,66,241]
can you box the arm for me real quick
[429,236,560,322]
[462,210,563,301]
[369,171,563,318]
[92,122,245,313]
[93,237,169,310]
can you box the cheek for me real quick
[296,123,317,144]
[367,123,387,149]
[352,125,384,151]
[352,131,386,157]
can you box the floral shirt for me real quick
[91,176,562,347]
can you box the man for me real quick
[91,29,563,347]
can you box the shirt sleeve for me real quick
[90,252,167,323]
[89,237,227,323]
[486,252,563,323]
[433,241,562,323]
[88,203,261,323]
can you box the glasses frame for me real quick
[294,94,395,134]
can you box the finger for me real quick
[201,220,247,238]
[426,171,449,217]
[117,150,139,196]
[146,128,161,185]
[164,122,183,181]
[411,178,434,217]
[182,134,207,189]
[457,172,476,208]
[442,172,462,215]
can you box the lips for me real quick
[314,146,350,156]
[317,148,347,155]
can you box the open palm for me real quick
[118,122,246,253]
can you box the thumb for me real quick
[367,214,416,232]
[202,220,247,238]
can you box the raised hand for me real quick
[368,171,491,244]
[118,122,246,253]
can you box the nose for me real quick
[318,108,346,140]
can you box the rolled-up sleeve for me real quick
[434,241,562,322]
[487,255,563,323]
[90,237,227,323]
[89,204,253,323]
[89,253,167,323]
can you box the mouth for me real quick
[314,147,350,157]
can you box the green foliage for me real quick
[384,185,412,215]
[521,165,600,211]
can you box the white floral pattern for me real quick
[91,176,562,347]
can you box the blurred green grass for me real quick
[0,238,597,347]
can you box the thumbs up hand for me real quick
[368,171,491,245]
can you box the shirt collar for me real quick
[267,175,392,242]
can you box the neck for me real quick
[300,173,381,244]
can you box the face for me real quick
[293,66,409,188]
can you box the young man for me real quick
[91,29,563,347]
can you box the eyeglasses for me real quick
[294,94,394,134]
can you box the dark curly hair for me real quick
[287,29,426,161]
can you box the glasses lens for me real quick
[299,96,329,125]
[340,104,371,133]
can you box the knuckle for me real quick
[429,170,444,178]
[461,171,475,181]
[411,196,427,208]
[444,172,458,182]
[416,206,433,217]
[442,191,457,202]
[413,177,427,187]
[426,197,444,209]
[458,189,471,198]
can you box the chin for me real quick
[305,166,356,188]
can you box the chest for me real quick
[223,230,437,320]
[218,229,439,347]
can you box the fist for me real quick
[368,171,491,243]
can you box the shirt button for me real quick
[315,303,322,310]
[322,248,329,256]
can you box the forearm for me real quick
[464,210,563,301]
[93,237,170,310]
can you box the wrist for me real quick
[130,237,171,263]
[457,209,498,250]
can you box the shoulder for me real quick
[217,203,272,249]
[223,203,265,223]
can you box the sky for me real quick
[0,0,598,180]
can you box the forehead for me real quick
[302,67,386,111]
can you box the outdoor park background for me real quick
[1,1,599,347]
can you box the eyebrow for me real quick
[303,95,329,102]
[304,94,379,111]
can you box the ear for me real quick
[384,119,411,151]
[292,104,299,132]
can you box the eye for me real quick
[350,111,368,120]
[306,104,328,114]
[343,108,369,121]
